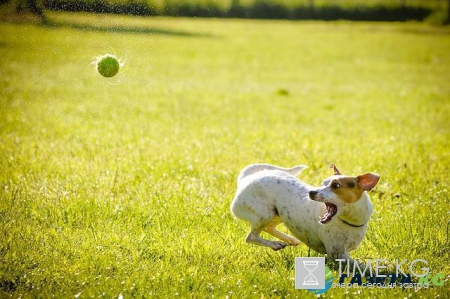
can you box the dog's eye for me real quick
[331,182,341,189]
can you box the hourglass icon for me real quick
[302,261,319,285]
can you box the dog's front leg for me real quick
[328,251,351,263]
[324,243,351,263]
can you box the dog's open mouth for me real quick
[320,203,337,223]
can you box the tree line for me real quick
[8,0,450,23]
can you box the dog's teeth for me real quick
[320,203,337,223]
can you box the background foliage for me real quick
[4,0,450,22]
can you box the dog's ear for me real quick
[357,173,380,191]
[329,164,341,175]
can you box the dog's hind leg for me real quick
[246,220,288,251]
[264,218,300,246]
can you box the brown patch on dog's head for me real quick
[329,173,380,203]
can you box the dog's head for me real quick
[308,164,380,224]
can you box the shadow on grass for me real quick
[41,19,212,38]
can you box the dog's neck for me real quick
[339,192,373,227]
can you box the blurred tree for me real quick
[14,0,45,17]
[447,0,450,24]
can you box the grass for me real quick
[1,10,450,298]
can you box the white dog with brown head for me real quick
[230,163,380,261]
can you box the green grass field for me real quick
[1,11,450,298]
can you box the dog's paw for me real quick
[270,241,288,251]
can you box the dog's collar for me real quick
[339,217,366,228]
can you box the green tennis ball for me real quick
[96,54,120,78]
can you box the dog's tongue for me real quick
[320,203,337,223]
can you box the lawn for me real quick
[0,11,449,298]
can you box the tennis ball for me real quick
[96,54,120,78]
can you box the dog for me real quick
[230,163,380,261]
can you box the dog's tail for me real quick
[237,164,308,182]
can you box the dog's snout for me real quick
[309,190,318,200]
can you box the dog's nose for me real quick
[309,190,317,200]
